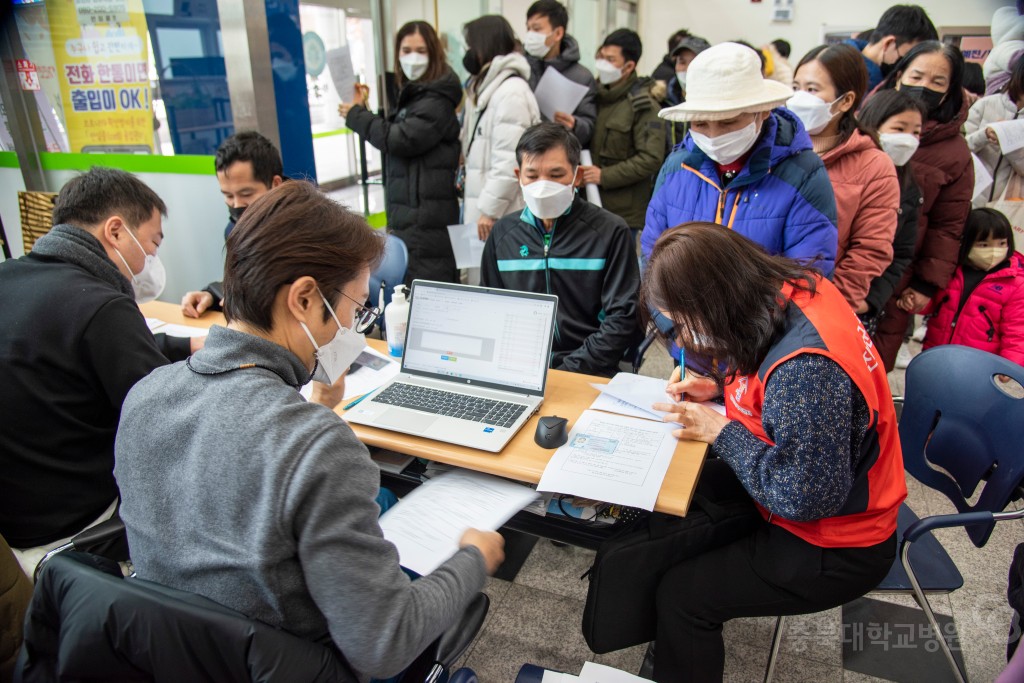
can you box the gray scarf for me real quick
[31,223,133,298]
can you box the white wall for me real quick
[637,0,1010,76]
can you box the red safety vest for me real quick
[724,277,906,548]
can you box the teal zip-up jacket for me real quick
[480,195,640,377]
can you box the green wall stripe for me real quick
[39,152,215,175]
[0,152,19,169]
[312,128,352,139]
[366,211,387,229]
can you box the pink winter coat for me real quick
[922,252,1024,366]
[819,129,900,310]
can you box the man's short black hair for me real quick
[603,28,642,64]
[870,5,938,46]
[52,167,167,228]
[516,121,581,168]
[772,39,791,59]
[526,0,568,30]
[214,131,284,189]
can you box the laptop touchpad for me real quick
[376,408,438,433]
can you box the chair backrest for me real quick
[900,345,1024,547]
[369,232,409,308]
[17,552,356,683]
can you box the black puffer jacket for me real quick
[345,69,463,284]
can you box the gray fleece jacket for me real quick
[114,325,486,680]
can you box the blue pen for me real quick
[343,393,371,411]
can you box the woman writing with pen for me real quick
[639,223,905,682]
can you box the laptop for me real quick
[345,280,558,452]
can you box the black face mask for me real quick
[228,205,246,223]
[462,49,482,76]
[879,61,896,78]
[901,84,946,113]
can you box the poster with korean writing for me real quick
[46,0,153,153]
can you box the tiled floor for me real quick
[456,337,1023,682]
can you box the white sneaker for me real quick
[895,344,915,370]
[911,322,927,342]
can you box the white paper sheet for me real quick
[379,470,540,575]
[300,345,400,402]
[154,323,209,338]
[590,372,727,419]
[542,672,581,683]
[145,317,166,332]
[990,119,1024,155]
[579,661,651,682]
[447,223,487,269]
[973,152,994,201]
[537,410,678,511]
[580,150,602,207]
[326,46,356,102]
[533,66,589,123]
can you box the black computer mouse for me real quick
[535,416,569,449]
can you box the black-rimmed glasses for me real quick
[337,290,382,334]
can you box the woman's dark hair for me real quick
[640,223,818,385]
[959,208,1014,265]
[394,21,447,89]
[795,43,870,140]
[1006,54,1024,104]
[464,15,516,87]
[223,181,385,331]
[880,40,964,124]
[858,89,927,191]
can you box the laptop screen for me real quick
[401,281,558,395]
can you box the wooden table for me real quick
[141,301,707,517]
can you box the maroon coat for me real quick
[872,95,974,370]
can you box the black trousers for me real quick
[653,460,896,682]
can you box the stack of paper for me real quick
[379,470,539,575]
[541,661,652,682]
[537,409,678,511]
[589,372,725,420]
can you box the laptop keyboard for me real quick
[373,383,528,428]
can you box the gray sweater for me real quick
[114,325,486,680]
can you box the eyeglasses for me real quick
[337,290,382,334]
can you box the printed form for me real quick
[379,470,539,575]
[537,409,678,511]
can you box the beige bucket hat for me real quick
[660,42,794,122]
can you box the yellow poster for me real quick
[46,0,153,153]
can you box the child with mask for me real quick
[643,42,838,275]
[920,208,1024,365]
[857,90,927,335]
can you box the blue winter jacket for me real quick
[641,107,838,276]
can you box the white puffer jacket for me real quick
[462,52,541,223]
[965,91,1024,205]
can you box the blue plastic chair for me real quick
[765,345,1024,683]
[369,232,409,309]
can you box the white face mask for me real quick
[967,245,1009,271]
[690,119,761,165]
[879,132,920,166]
[523,31,552,59]
[521,173,576,219]
[676,71,687,90]
[113,227,166,304]
[786,90,842,136]
[399,52,429,81]
[595,59,622,85]
[299,288,367,385]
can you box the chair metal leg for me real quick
[901,540,967,683]
[763,615,786,683]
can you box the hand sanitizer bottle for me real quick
[385,285,409,357]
